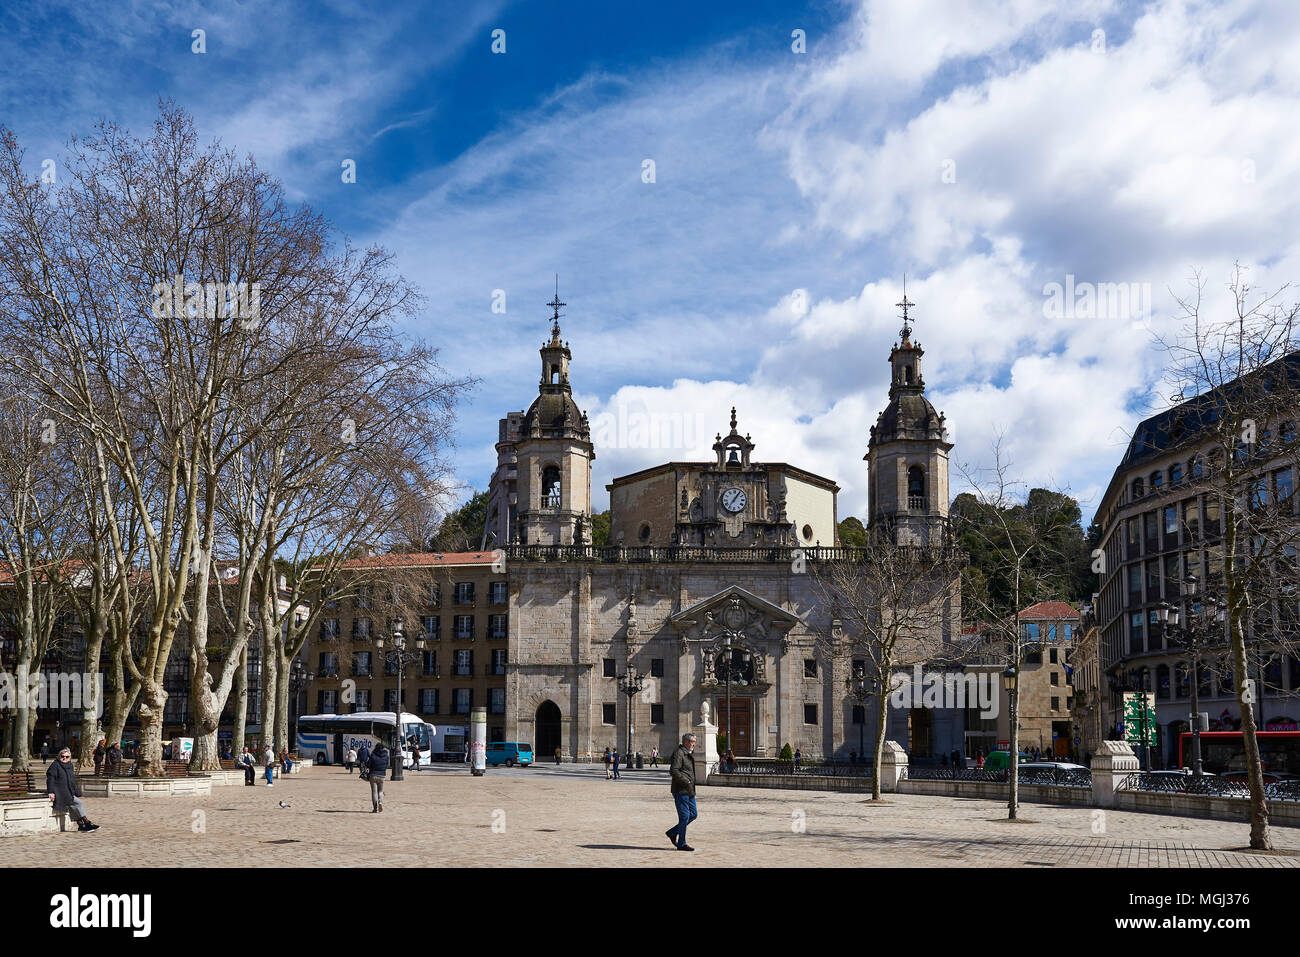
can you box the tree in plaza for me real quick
[0,103,470,774]
[1155,267,1300,851]
[0,385,76,770]
[954,438,1087,819]
[810,534,965,800]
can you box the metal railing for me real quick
[1019,768,1092,788]
[716,760,874,778]
[505,544,967,565]
[1119,772,1300,802]
[904,766,1008,783]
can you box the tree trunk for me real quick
[12,663,31,773]
[76,618,108,770]
[134,682,167,776]
[1230,615,1272,849]
[871,672,890,801]
[275,654,291,755]
[259,636,277,752]
[233,646,248,751]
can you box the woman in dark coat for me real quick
[46,747,99,832]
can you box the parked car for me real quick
[485,742,534,767]
[981,751,1031,772]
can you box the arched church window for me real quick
[542,466,561,509]
[908,466,926,511]
[549,364,559,384]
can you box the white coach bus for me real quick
[296,712,435,769]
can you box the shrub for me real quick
[778,743,794,761]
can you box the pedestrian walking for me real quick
[40,740,50,763]
[975,752,985,770]
[93,738,106,777]
[239,746,256,786]
[46,748,100,832]
[793,748,802,770]
[346,747,358,773]
[463,742,469,764]
[411,741,421,769]
[367,741,390,812]
[650,746,659,767]
[603,747,612,779]
[612,747,621,780]
[357,742,372,780]
[263,746,275,786]
[554,747,561,765]
[664,733,698,851]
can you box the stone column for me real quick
[1090,739,1139,808]
[878,739,908,792]
[695,716,719,784]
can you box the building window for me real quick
[453,689,471,714]
[1063,624,1072,641]
[1156,664,1170,700]
[419,689,439,714]
[1022,622,1040,641]
[638,523,651,542]
[454,649,473,676]
[1164,505,1178,535]
[1049,648,1058,664]
[353,652,372,677]
[355,587,371,609]
[603,703,616,725]
[352,617,371,641]
[489,688,506,714]
[1277,467,1294,503]
[650,658,664,678]
[318,652,338,677]
[1132,477,1144,499]
[428,583,441,606]
[421,616,440,641]
[321,619,340,641]
[603,658,616,678]
[1050,672,1059,686]
[1169,463,1183,484]
[422,650,437,676]
[454,582,475,606]
[454,615,473,640]
[1151,470,1163,489]
[384,689,401,712]
[1047,624,1057,641]
[489,614,507,639]
[354,689,371,711]
[803,659,817,678]
[318,690,338,713]
[1129,613,1144,655]
[907,466,926,510]
[489,581,508,605]
[490,648,507,675]
[1050,696,1060,712]
[803,704,818,725]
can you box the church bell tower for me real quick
[865,283,953,545]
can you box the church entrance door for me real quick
[718,697,753,756]
[535,701,562,760]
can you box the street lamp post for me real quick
[376,621,423,782]
[287,659,313,759]
[845,668,878,762]
[1003,666,1018,817]
[617,667,645,762]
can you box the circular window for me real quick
[638,523,651,542]
[802,524,814,542]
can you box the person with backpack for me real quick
[356,742,372,781]
[366,742,390,812]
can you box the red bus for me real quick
[1178,731,1300,777]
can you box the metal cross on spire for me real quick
[547,274,566,340]
[896,274,915,341]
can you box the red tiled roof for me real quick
[1018,601,1079,620]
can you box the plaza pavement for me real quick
[3,763,1299,867]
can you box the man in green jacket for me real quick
[665,733,698,851]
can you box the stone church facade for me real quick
[494,292,966,762]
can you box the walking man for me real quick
[611,747,621,780]
[46,748,99,832]
[263,745,275,787]
[346,746,358,773]
[239,746,256,786]
[665,733,698,851]
[367,741,390,812]
[603,747,612,779]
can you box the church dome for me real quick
[874,391,944,443]
[523,390,589,439]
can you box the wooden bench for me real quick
[1,770,37,799]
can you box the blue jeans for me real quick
[668,793,697,847]
[265,765,273,784]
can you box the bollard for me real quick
[470,708,487,777]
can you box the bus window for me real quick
[403,723,432,751]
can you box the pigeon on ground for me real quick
[278,801,291,808]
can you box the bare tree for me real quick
[811,535,965,800]
[955,437,1086,819]
[1156,267,1300,850]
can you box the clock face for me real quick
[720,487,747,513]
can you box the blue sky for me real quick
[4,0,1300,525]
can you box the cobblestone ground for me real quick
[5,764,1299,867]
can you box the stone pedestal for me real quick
[878,740,908,792]
[695,721,718,783]
[1090,740,1139,808]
